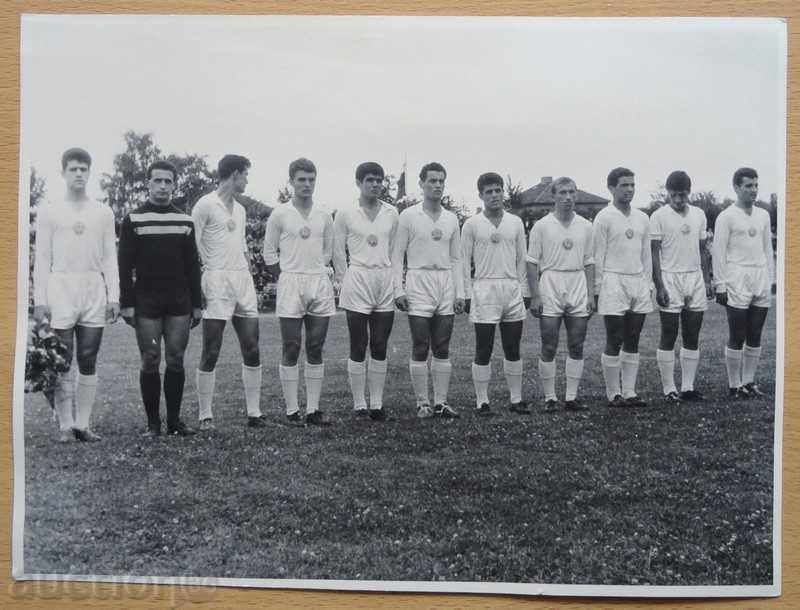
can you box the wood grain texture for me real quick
[0,1,795,607]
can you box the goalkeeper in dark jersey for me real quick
[118,160,202,437]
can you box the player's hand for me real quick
[655,285,670,308]
[529,295,543,318]
[705,282,714,301]
[191,307,203,328]
[463,298,471,314]
[33,305,51,323]
[586,295,596,317]
[120,306,135,327]
[266,263,281,280]
[107,302,120,324]
[594,294,599,311]
[454,298,465,315]
[395,295,409,312]
[523,297,531,311]
[715,291,728,307]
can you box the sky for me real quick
[20,15,787,213]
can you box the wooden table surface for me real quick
[0,1,796,607]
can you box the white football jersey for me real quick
[263,203,334,274]
[527,212,594,271]
[192,193,249,271]
[712,204,773,291]
[593,204,652,291]
[649,204,707,273]
[332,202,398,282]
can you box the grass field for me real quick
[22,303,776,586]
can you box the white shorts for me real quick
[660,270,708,313]
[469,278,526,324]
[277,272,336,318]
[540,270,588,318]
[47,271,107,329]
[598,272,653,316]
[339,266,394,314]
[405,269,455,318]
[202,269,259,320]
[725,263,771,310]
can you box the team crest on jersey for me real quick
[748,227,757,237]
[431,228,443,241]
[680,223,691,234]
[299,226,311,239]
[72,221,85,235]
[562,237,574,250]
[366,234,378,247]
[490,232,502,244]
[624,228,635,239]
[226,218,236,232]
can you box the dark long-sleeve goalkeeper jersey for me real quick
[117,202,202,309]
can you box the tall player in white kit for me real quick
[391,162,465,419]
[264,158,336,426]
[651,171,714,403]
[461,173,531,416]
[527,177,595,412]
[192,155,267,430]
[333,162,398,421]
[32,148,120,442]
[712,167,774,398]
[594,168,653,408]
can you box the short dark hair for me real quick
[665,170,691,192]
[289,158,317,180]
[733,167,758,187]
[551,176,576,195]
[477,172,504,194]
[419,162,447,181]
[61,147,92,170]
[217,154,251,181]
[607,167,635,189]
[355,162,385,183]
[147,160,178,181]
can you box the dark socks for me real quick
[140,371,161,427]
[164,368,185,428]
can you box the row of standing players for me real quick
[31,150,774,442]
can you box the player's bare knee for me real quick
[540,343,558,361]
[140,350,161,373]
[412,342,430,361]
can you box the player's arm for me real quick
[460,222,474,310]
[262,208,282,278]
[592,214,607,295]
[450,220,465,313]
[763,213,775,288]
[699,214,712,299]
[322,213,334,267]
[32,205,53,321]
[583,224,596,315]
[102,208,120,323]
[711,213,729,304]
[391,213,410,310]
[190,200,208,268]
[241,210,252,264]
[117,214,137,326]
[651,239,669,307]
[526,224,543,317]
[184,221,204,326]
[332,210,348,283]
[641,222,653,283]
[516,221,531,307]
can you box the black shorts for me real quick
[135,289,192,319]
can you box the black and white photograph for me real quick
[13,14,785,597]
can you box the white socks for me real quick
[620,351,640,399]
[472,363,491,407]
[600,353,622,400]
[367,357,387,410]
[279,364,299,415]
[503,358,523,404]
[347,359,367,411]
[725,346,743,389]
[656,349,677,395]
[242,364,263,417]
[304,362,324,414]
[409,360,429,406]
[742,345,762,385]
[565,357,583,401]
[538,359,556,401]
[196,369,216,421]
[54,368,75,431]
[431,358,452,405]
[74,373,98,430]
[679,347,699,392]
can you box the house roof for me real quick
[519,177,609,206]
